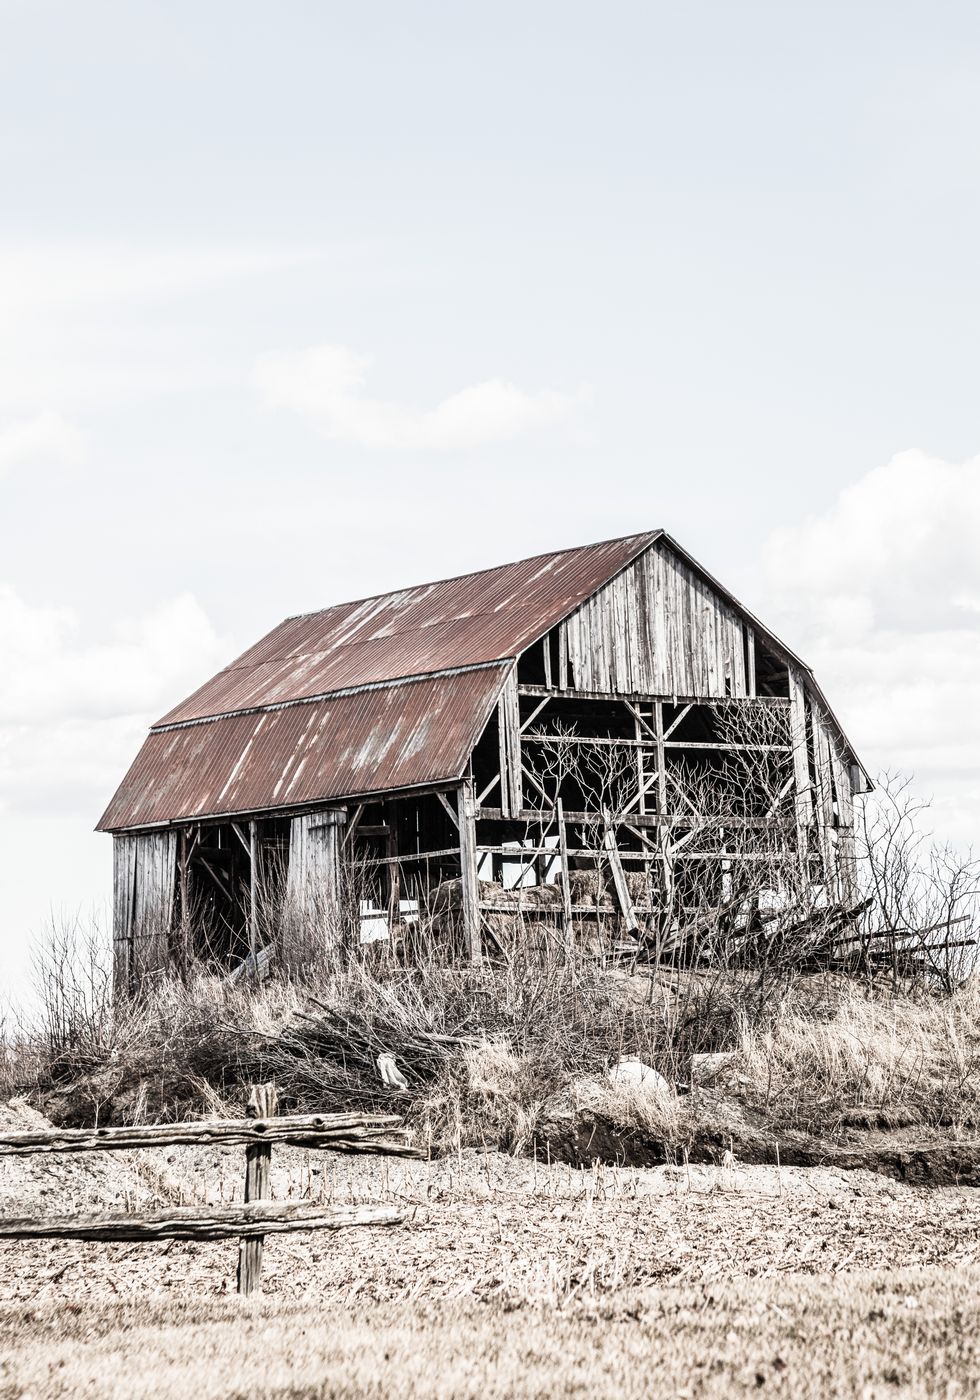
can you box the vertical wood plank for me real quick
[457,778,481,964]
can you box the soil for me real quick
[1,1099,978,1308]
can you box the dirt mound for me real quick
[0,1100,173,1216]
[536,1089,980,1187]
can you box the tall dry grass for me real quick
[4,910,978,1157]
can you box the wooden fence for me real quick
[0,1084,419,1294]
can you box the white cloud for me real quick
[0,587,228,818]
[762,450,980,845]
[0,241,321,414]
[0,411,84,476]
[254,343,581,450]
[0,242,313,319]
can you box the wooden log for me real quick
[237,1082,276,1296]
[0,1202,406,1243]
[0,1112,415,1158]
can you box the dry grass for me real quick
[730,975,980,1134]
[2,1265,979,1398]
[4,922,980,1169]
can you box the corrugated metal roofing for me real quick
[97,528,869,831]
[158,533,659,725]
[97,666,507,831]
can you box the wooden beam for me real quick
[788,668,813,864]
[662,703,693,740]
[0,1202,406,1244]
[602,822,639,934]
[519,696,551,733]
[476,808,794,830]
[0,1112,415,1157]
[457,778,481,964]
[248,820,259,962]
[230,822,252,857]
[343,803,367,846]
[517,685,792,706]
[557,798,573,945]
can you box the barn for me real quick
[98,531,870,988]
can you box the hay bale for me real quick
[625,870,654,903]
[569,869,606,903]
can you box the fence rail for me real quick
[0,1201,404,1243]
[0,1083,418,1294]
[0,1112,415,1157]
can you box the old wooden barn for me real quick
[98,531,870,988]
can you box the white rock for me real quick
[607,1058,671,1094]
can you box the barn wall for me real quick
[559,541,752,698]
[112,830,178,991]
[284,808,348,957]
[788,662,860,905]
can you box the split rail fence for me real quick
[0,1084,419,1294]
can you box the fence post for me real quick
[236,1082,277,1296]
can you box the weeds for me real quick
[4,914,978,1161]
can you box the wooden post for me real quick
[237,1082,277,1296]
[248,821,259,963]
[557,798,573,949]
[457,778,481,964]
[654,701,673,933]
[787,669,813,872]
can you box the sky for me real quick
[3,1,980,1006]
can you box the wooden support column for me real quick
[457,778,481,964]
[236,1082,278,1296]
[248,820,259,961]
[810,712,837,894]
[557,798,573,947]
[497,667,523,819]
[787,669,813,871]
[654,701,673,928]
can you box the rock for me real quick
[607,1059,671,1094]
[690,1052,737,1085]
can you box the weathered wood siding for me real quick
[496,666,523,819]
[787,662,861,904]
[285,809,347,953]
[112,830,177,991]
[559,541,752,697]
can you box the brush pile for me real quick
[266,997,484,1113]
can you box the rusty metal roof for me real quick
[100,533,661,830]
[97,666,507,831]
[158,533,659,725]
[97,528,869,830]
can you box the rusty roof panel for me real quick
[158,533,659,725]
[97,666,507,831]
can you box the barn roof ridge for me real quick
[281,529,663,624]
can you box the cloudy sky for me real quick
[3,2,980,1004]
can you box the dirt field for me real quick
[2,1101,979,1396]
